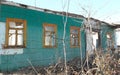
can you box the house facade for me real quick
[0,1,86,71]
[0,1,117,72]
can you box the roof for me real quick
[111,24,120,28]
[1,1,120,28]
[0,1,85,19]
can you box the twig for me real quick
[27,59,38,74]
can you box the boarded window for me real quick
[70,26,80,47]
[4,18,26,48]
[43,23,57,48]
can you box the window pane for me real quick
[16,23,23,28]
[45,32,55,46]
[75,38,79,46]
[116,31,120,45]
[9,29,16,34]
[73,34,78,38]
[71,38,75,46]
[71,37,79,46]
[71,29,78,34]
[9,22,16,28]
[45,32,51,36]
[17,35,23,45]
[17,30,23,45]
[8,34,16,45]
[45,31,50,46]
[45,26,54,31]
[18,30,23,34]
[51,33,55,46]
[70,27,80,47]
[71,34,79,45]
[92,32,98,48]
[9,22,23,28]
[8,30,16,46]
[44,24,56,47]
[106,34,111,39]
[45,36,50,46]
[16,22,23,26]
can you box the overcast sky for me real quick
[7,0,120,24]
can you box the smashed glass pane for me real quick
[92,32,98,48]
[16,22,23,26]
[106,34,111,39]
[45,31,55,46]
[71,29,78,34]
[17,30,23,34]
[51,33,55,46]
[45,26,54,31]
[71,34,78,38]
[8,34,16,45]
[9,22,16,28]
[15,24,23,28]
[75,38,79,46]
[71,33,79,46]
[71,38,75,46]
[17,35,23,45]
[45,36,50,46]
[71,38,79,46]
[9,22,23,28]
[9,29,16,34]
[44,25,56,47]
[45,32,51,36]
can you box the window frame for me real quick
[43,23,57,48]
[106,32,112,48]
[70,26,80,48]
[4,18,26,48]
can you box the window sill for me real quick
[0,44,24,55]
[43,45,57,48]
[2,44,26,49]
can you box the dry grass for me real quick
[0,48,119,75]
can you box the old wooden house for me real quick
[0,1,118,71]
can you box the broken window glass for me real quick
[17,30,23,45]
[5,18,26,48]
[92,32,98,48]
[70,27,80,47]
[106,33,112,48]
[45,26,54,31]
[44,24,56,47]
[115,28,120,46]
[9,22,23,28]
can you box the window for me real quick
[115,28,120,46]
[92,32,99,49]
[4,18,26,48]
[70,26,80,47]
[43,23,57,48]
[106,33,112,48]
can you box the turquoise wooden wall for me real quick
[0,4,86,71]
[100,23,115,50]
